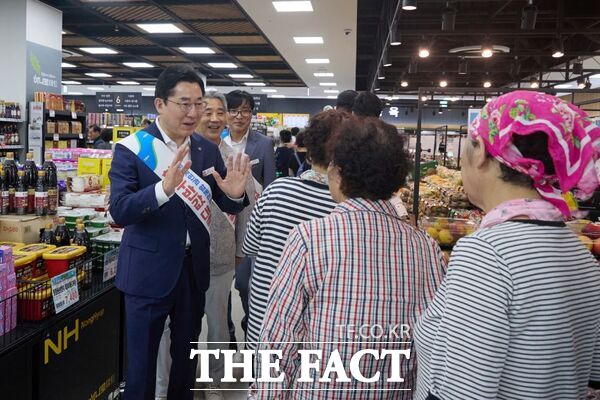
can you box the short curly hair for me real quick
[331,117,411,200]
[302,110,345,167]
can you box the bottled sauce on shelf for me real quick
[0,101,22,120]
[72,223,90,249]
[55,217,71,246]
[0,125,20,146]
[24,152,37,214]
[3,153,18,213]
[0,171,8,215]
[15,170,26,216]
[40,222,56,245]
[35,170,47,216]
[42,153,58,215]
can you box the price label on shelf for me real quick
[103,247,119,282]
[79,133,83,139]
[71,111,77,119]
[49,110,55,118]
[53,134,59,141]
[51,269,79,314]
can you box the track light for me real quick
[530,78,539,88]
[578,77,586,89]
[439,79,448,88]
[458,58,468,75]
[401,80,409,87]
[441,2,456,32]
[378,73,385,80]
[551,39,564,58]
[421,95,428,102]
[390,20,401,46]
[573,60,583,75]
[481,38,493,58]
[438,107,443,114]
[408,60,418,74]
[483,81,492,88]
[418,45,430,58]
[402,0,417,11]
[521,0,537,30]
[383,51,392,67]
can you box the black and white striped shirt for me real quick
[415,220,600,400]
[242,176,336,349]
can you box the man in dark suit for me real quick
[223,90,275,345]
[109,65,250,400]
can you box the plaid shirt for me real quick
[256,198,446,399]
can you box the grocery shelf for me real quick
[45,134,84,140]
[44,109,84,117]
[0,118,24,123]
[0,145,24,150]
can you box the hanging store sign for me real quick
[96,92,142,112]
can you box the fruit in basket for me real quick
[578,235,593,251]
[438,229,454,246]
[582,222,600,239]
[426,227,439,240]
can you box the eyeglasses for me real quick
[166,99,205,113]
[228,108,252,118]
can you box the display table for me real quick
[0,272,122,400]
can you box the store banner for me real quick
[25,41,62,102]
[96,92,142,112]
[252,94,268,114]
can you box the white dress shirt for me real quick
[224,129,249,154]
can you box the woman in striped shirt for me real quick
[415,91,600,400]
[242,110,345,350]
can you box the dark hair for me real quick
[290,127,300,136]
[352,91,383,118]
[336,90,358,112]
[226,90,255,110]
[279,129,292,143]
[155,65,205,100]
[303,110,345,167]
[332,117,411,200]
[89,124,101,134]
[295,131,306,148]
[101,128,112,142]
[141,118,152,126]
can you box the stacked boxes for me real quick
[0,246,17,336]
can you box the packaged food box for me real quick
[18,274,54,321]
[18,244,57,277]
[77,158,102,176]
[89,218,109,228]
[421,216,478,248]
[13,252,37,282]
[86,227,110,238]
[0,241,25,250]
[43,246,87,278]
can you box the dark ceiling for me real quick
[356,0,600,92]
[40,0,304,87]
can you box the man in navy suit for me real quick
[223,90,275,345]
[109,65,250,400]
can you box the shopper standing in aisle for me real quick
[335,89,358,114]
[88,124,111,149]
[224,89,275,345]
[274,129,294,178]
[109,65,250,400]
[243,110,342,351]
[414,91,600,400]
[255,117,446,398]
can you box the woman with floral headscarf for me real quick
[414,91,600,400]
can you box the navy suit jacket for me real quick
[109,123,248,298]
[245,131,276,189]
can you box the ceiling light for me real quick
[85,72,112,77]
[319,82,337,86]
[208,62,237,68]
[418,46,430,58]
[293,36,323,44]
[378,75,385,80]
[262,89,277,93]
[143,87,155,91]
[458,58,468,75]
[270,95,286,98]
[61,62,76,68]
[61,31,66,35]
[451,96,459,102]
[441,2,456,31]
[383,51,392,67]
[117,81,139,85]
[79,47,117,54]
[87,87,105,91]
[66,92,83,95]
[390,20,401,46]
[244,82,266,86]
[578,77,586,89]
[551,39,564,58]
[530,78,539,88]
[438,107,444,114]
[401,80,409,87]
[483,81,492,88]
[408,61,418,74]
[521,0,538,30]
[439,79,448,88]
[573,61,583,75]
[481,40,494,58]
[229,74,254,79]
[555,83,574,89]
[591,74,600,79]
[314,72,334,77]
[61,81,81,85]
[421,95,428,102]
[123,62,154,68]
[585,79,592,89]
[373,82,380,91]
[326,95,337,99]
[137,23,182,34]
[272,1,313,12]
[305,58,329,64]
[179,47,215,54]
[324,89,339,93]
[402,0,417,11]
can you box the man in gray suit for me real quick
[224,90,275,346]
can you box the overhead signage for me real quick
[96,92,142,112]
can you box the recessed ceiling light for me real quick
[244,82,266,86]
[439,79,448,87]
[378,75,385,80]
[62,81,81,85]
[208,62,237,68]
[79,47,118,55]
[324,89,339,93]
[87,87,105,91]
[319,82,337,86]
[530,81,540,89]
[418,47,430,58]
[66,92,83,95]
[294,36,323,44]
[229,74,254,79]
[261,89,277,93]
[402,0,417,11]
[305,58,330,64]
[483,81,492,88]
[271,95,286,98]
[85,72,112,77]
[272,1,313,12]
[421,95,428,101]
[117,81,139,85]
[401,80,409,87]
[179,47,215,54]
[137,23,183,34]
[61,62,76,68]
[123,62,154,68]
[314,72,334,77]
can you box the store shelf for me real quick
[0,145,24,150]
[0,118,24,123]
[45,133,84,140]
[44,110,85,118]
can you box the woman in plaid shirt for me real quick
[255,117,446,399]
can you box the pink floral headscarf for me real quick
[469,90,600,217]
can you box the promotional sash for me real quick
[118,130,212,233]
